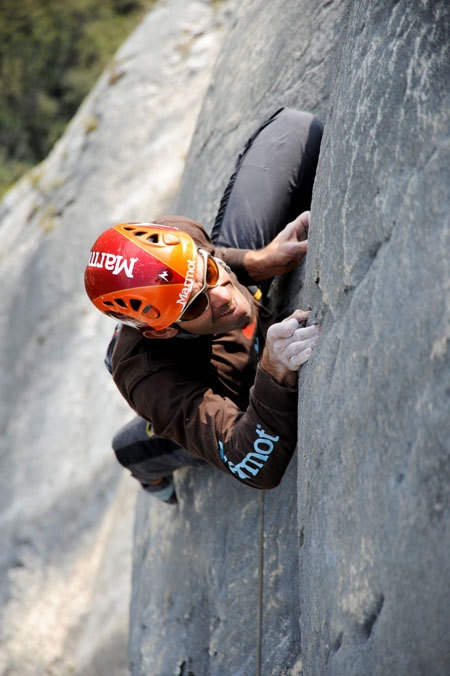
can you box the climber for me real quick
[84,108,323,503]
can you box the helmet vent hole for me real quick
[146,234,159,243]
[142,304,160,319]
[103,301,114,307]
[114,298,127,308]
[130,299,142,312]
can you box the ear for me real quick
[141,326,179,340]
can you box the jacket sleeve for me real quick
[188,366,299,489]
[112,341,298,490]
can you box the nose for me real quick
[208,284,232,312]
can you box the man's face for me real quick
[177,250,255,335]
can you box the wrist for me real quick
[243,249,267,282]
[259,353,298,387]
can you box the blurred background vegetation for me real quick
[0,0,155,198]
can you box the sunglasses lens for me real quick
[205,256,220,285]
[179,292,209,321]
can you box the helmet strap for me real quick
[171,325,200,340]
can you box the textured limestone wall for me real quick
[131,1,450,675]
[298,3,450,674]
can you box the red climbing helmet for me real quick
[84,222,198,330]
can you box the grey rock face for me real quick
[298,3,450,674]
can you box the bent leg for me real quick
[112,415,206,486]
[211,108,323,250]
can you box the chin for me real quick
[234,309,252,331]
[240,311,252,327]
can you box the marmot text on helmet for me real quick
[87,251,139,278]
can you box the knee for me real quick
[112,416,150,452]
[275,107,314,129]
[283,107,323,136]
[271,108,323,155]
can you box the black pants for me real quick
[113,108,323,485]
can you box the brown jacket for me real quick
[111,217,299,489]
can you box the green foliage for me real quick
[0,0,154,197]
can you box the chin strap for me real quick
[172,325,200,339]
